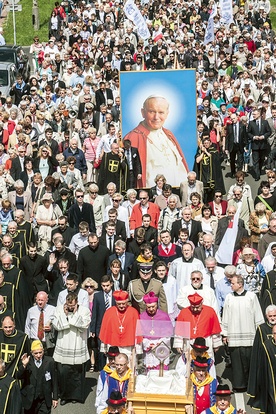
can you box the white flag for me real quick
[220,0,233,25]
[215,211,240,265]
[204,16,214,45]
[124,0,151,40]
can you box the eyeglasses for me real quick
[69,162,75,165]
[90,191,97,194]
[234,193,241,196]
[85,285,94,289]
[191,277,201,281]
[215,195,222,198]
[76,195,84,198]
[268,176,275,178]
[112,199,120,202]
[42,150,48,153]
[139,197,147,200]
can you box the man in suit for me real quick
[45,256,79,306]
[93,104,108,134]
[17,340,58,413]
[111,96,120,123]
[47,72,66,92]
[128,263,167,313]
[225,113,248,177]
[194,234,219,265]
[123,139,142,189]
[141,213,158,248]
[102,208,127,241]
[90,275,115,369]
[99,221,119,254]
[215,206,248,252]
[171,207,202,246]
[108,240,134,277]
[179,171,204,207]
[247,108,271,181]
[68,188,96,233]
[10,147,26,180]
[95,81,114,111]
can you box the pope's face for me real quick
[141,98,169,131]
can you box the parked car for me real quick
[0,62,18,98]
[0,45,30,80]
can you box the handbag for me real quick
[93,159,102,169]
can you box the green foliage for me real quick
[4,0,55,45]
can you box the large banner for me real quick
[120,70,197,188]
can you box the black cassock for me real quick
[248,337,276,413]
[260,269,276,314]
[0,373,22,414]
[247,323,274,412]
[98,152,127,195]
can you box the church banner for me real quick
[120,70,198,188]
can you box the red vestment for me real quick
[177,305,221,340]
[124,122,188,188]
[99,305,140,347]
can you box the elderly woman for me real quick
[84,183,105,236]
[158,194,182,235]
[155,183,181,210]
[36,193,62,253]
[227,170,252,200]
[104,192,130,238]
[233,236,261,266]
[209,189,228,219]
[82,277,98,372]
[0,165,14,200]
[249,202,272,249]
[149,174,167,201]
[122,188,139,218]
[67,155,84,191]
[8,179,33,220]
[83,127,101,183]
[236,247,266,296]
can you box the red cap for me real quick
[113,290,129,301]
[143,291,158,304]
[188,292,203,306]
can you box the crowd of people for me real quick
[1,0,276,412]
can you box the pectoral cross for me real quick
[193,327,197,334]
[150,329,155,335]
[119,325,124,333]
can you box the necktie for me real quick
[105,293,110,309]
[234,123,238,143]
[258,119,261,133]
[165,247,169,254]
[102,114,105,122]
[273,118,276,129]
[109,236,113,252]
[35,359,42,368]
[210,272,215,289]
[37,309,44,340]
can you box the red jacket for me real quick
[130,202,160,230]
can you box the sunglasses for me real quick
[85,285,94,289]
[112,199,120,202]
[69,162,75,165]
[139,197,147,200]
[215,195,222,198]
[90,191,97,194]
[191,277,201,281]
[76,195,84,198]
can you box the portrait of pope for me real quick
[123,95,189,188]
